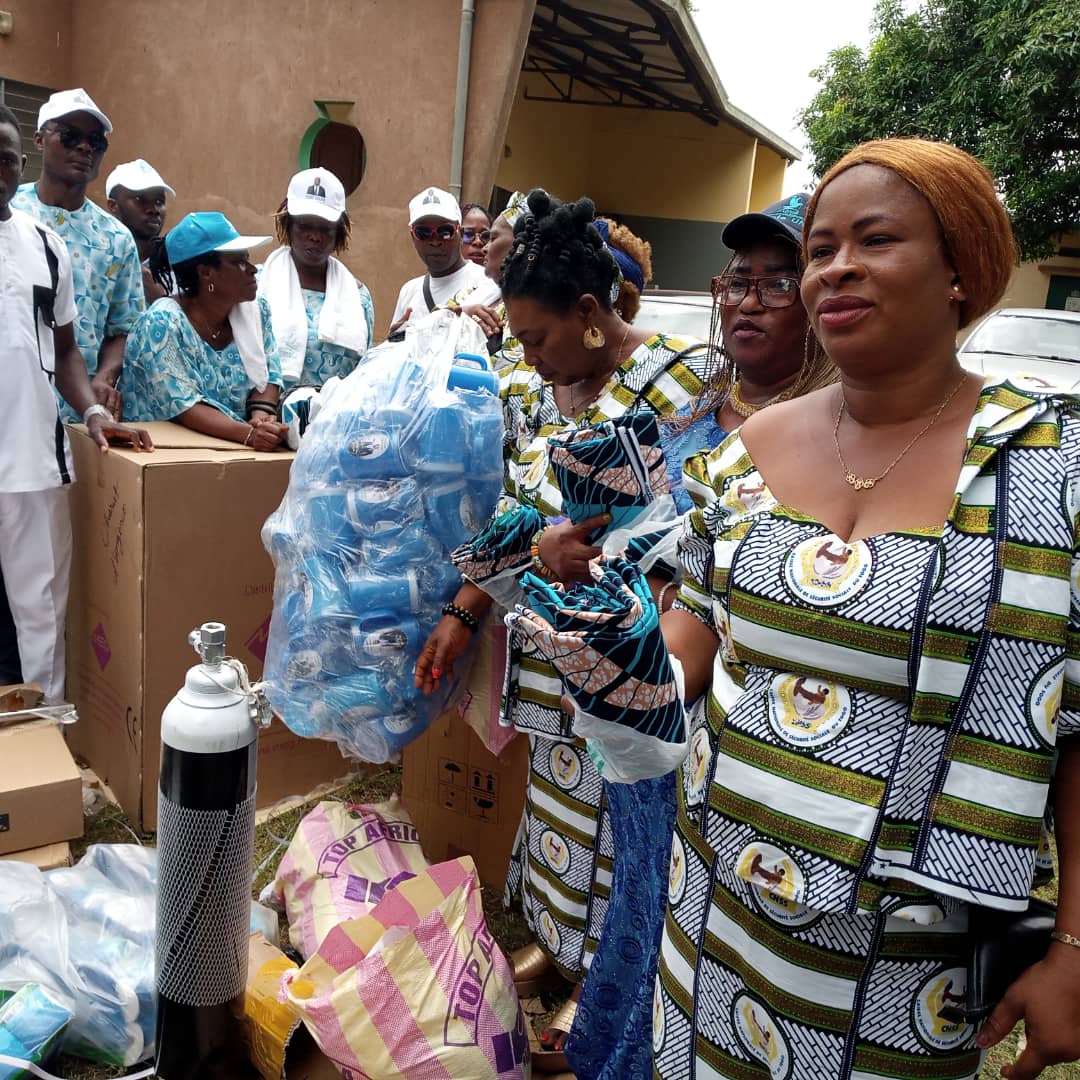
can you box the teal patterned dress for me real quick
[12,184,145,420]
[122,297,282,423]
[289,286,374,389]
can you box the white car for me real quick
[959,307,1080,391]
[636,290,713,342]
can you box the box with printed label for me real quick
[65,423,352,831]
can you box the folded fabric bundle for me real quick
[548,412,672,544]
[505,556,687,782]
[451,504,544,584]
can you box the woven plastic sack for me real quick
[283,857,530,1079]
[265,796,430,959]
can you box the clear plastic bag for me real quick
[0,846,156,1068]
[262,310,505,762]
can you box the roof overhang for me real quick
[522,0,801,162]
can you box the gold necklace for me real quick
[833,375,968,491]
[727,379,796,419]
[569,323,632,415]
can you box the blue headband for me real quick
[594,219,646,292]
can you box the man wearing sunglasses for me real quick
[12,89,145,423]
[388,185,485,334]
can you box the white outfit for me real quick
[390,260,485,328]
[0,209,80,701]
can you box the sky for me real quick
[692,0,881,195]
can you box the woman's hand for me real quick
[977,943,1080,1077]
[414,615,474,694]
[537,515,609,583]
[90,377,123,421]
[246,415,288,450]
[461,303,503,337]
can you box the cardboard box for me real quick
[65,423,352,831]
[0,840,72,870]
[244,933,339,1080]
[0,720,83,854]
[402,706,528,889]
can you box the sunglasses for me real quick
[411,222,459,242]
[461,227,492,244]
[48,123,109,155]
[713,273,800,309]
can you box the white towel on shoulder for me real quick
[257,246,370,382]
[228,299,270,392]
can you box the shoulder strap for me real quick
[36,226,59,293]
[422,274,436,312]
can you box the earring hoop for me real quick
[208,281,215,294]
[583,325,605,349]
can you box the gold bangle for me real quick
[1052,930,1080,949]
[529,528,555,579]
[243,425,255,447]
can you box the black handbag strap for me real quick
[422,274,436,313]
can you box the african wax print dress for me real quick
[654,378,1080,1080]
[288,285,374,389]
[498,334,708,980]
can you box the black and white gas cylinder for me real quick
[155,622,268,1078]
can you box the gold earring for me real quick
[583,325,605,349]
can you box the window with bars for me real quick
[0,78,56,181]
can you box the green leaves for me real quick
[798,0,1080,259]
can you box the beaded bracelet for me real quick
[530,528,555,579]
[442,603,480,631]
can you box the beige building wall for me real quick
[996,232,1080,313]
[497,78,772,221]
[748,144,789,210]
[3,0,535,331]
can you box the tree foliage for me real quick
[799,0,1080,259]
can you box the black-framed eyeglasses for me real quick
[461,227,491,244]
[713,273,800,308]
[411,223,459,242]
[47,123,109,155]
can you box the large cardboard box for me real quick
[402,706,528,889]
[66,424,351,831]
[0,720,82,854]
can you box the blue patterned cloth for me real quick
[566,772,675,1080]
[290,286,374,389]
[12,184,145,420]
[121,296,282,422]
[661,405,727,513]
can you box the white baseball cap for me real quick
[105,159,176,198]
[286,168,346,223]
[408,186,461,226]
[38,88,112,134]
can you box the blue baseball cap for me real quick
[165,211,271,266]
[722,192,811,250]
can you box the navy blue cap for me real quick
[721,193,811,251]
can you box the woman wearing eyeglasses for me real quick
[461,202,493,267]
[257,169,374,390]
[122,212,288,451]
[559,196,835,1080]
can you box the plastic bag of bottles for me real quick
[0,845,156,1068]
[262,309,504,762]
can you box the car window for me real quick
[965,314,1080,363]
[637,299,712,342]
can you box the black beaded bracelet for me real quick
[246,400,278,418]
[442,603,480,631]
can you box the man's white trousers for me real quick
[0,487,71,702]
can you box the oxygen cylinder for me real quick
[154,622,265,1079]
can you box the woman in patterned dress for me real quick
[123,211,288,450]
[653,139,1080,1080]
[258,168,374,390]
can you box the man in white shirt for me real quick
[106,158,176,302]
[0,105,151,701]
[388,186,485,332]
